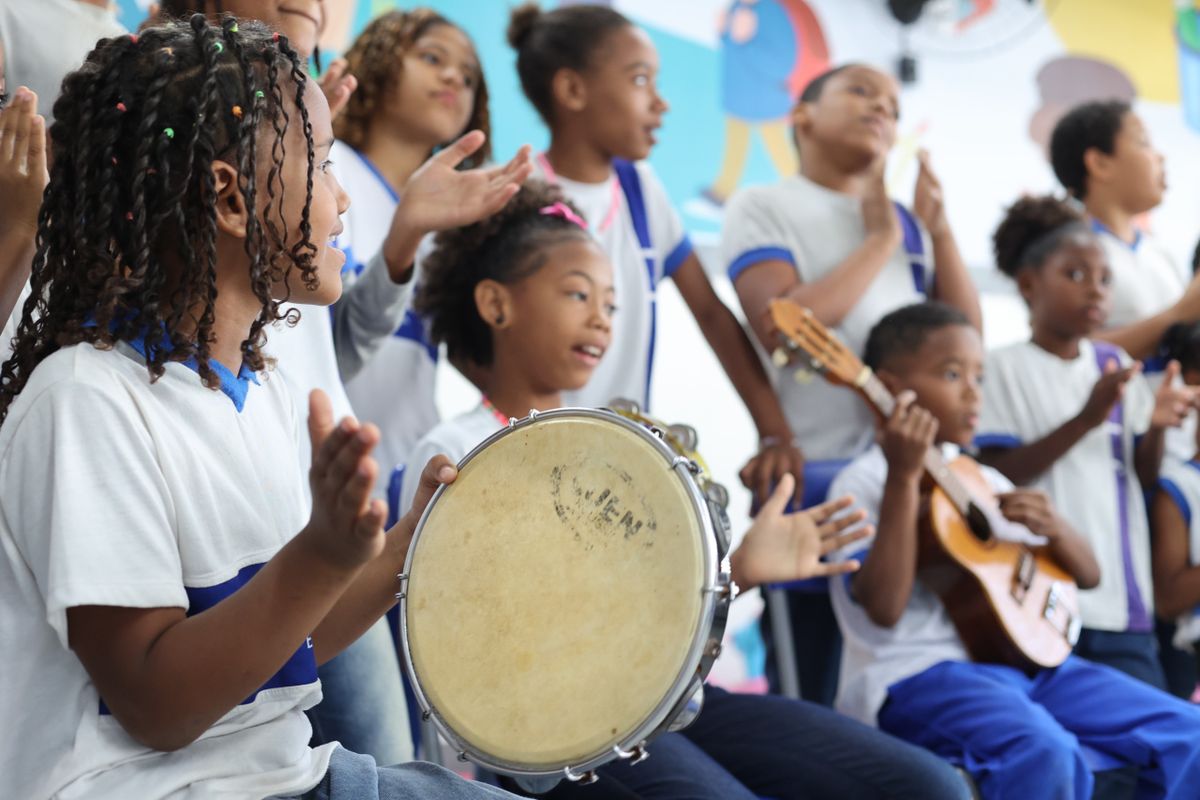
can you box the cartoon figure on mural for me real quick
[701,0,828,207]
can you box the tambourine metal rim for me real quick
[397,406,724,781]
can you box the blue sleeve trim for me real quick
[727,246,796,282]
[1159,478,1192,527]
[974,433,1022,450]
[663,236,693,278]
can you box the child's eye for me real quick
[1101,272,1113,286]
[1066,268,1085,282]
[944,369,960,381]
[568,290,588,301]
[849,84,868,96]
[605,303,618,317]
[632,74,649,87]
[463,72,476,89]
[420,52,440,66]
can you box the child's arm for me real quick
[333,133,533,380]
[1096,275,1200,360]
[979,360,1138,485]
[1151,487,1200,618]
[671,253,804,505]
[996,488,1100,588]
[306,450,456,662]
[913,150,981,330]
[0,88,46,325]
[851,392,936,627]
[734,163,900,340]
[66,391,392,752]
[729,473,870,590]
[1134,361,1196,488]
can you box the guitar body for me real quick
[920,457,1080,672]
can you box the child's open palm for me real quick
[396,131,533,234]
[303,390,389,571]
[912,149,948,237]
[732,474,870,589]
[0,88,48,241]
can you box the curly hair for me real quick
[416,179,592,367]
[507,2,631,125]
[0,16,318,422]
[334,9,489,168]
[992,195,1087,278]
[863,302,971,372]
[1049,100,1130,200]
[1161,321,1200,375]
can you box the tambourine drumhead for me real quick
[404,411,708,771]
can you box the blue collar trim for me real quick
[1090,218,1142,251]
[122,328,260,412]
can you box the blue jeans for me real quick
[310,618,413,765]
[284,746,518,799]
[880,656,1200,800]
[513,685,971,799]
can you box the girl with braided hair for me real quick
[0,17,519,800]
[153,2,531,770]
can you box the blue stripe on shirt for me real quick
[974,433,1022,450]
[664,236,694,278]
[727,246,795,282]
[99,562,317,715]
[1159,478,1192,528]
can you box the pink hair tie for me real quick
[539,201,587,230]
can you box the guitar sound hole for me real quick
[965,503,992,543]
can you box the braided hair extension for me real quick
[0,16,319,422]
[415,179,591,367]
[333,8,490,168]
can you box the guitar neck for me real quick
[854,370,973,513]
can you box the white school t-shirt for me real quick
[978,339,1155,633]
[1096,224,1187,330]
[720,175,934,460]
[1155,460,1200,648]
[826,445,1044,725]
[399,404,502,519]
[334,142,440,495]
[531,158,693,411]
[0,341,332,799]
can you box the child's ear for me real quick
[474,279,513,330]
[211,159,247,239]
[551,67,588,114]
[790,102,811,141]
[1082,145,1111,188]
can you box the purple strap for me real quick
[1092,341,1151,632]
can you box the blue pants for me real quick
[516,685,971,799]
[879,656,1200,800]
[310,618,413,765]
[1075,628,1167,691]
[283,746,518,799]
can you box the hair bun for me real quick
[507,2,541,50]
